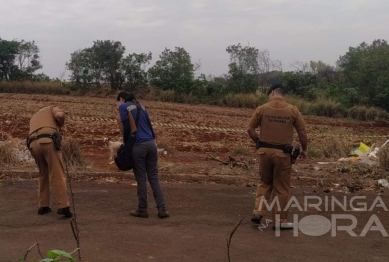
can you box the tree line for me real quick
[1,37,389,111]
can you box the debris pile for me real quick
[338,139,389,166]
[378,179,389,189]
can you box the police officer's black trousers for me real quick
[132,140,166,211]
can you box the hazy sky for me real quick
[1,0,388,79]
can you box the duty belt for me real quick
[26,132,61,151]
[257,142,286,151]
[28,133,56,143]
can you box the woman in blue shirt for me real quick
[117,91,169,219]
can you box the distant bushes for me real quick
[150,89,389,122]
[0,81,70,95]
[1,80,388,122]
[347,106,389,122]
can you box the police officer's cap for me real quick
[267,83,283,95]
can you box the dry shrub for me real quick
[61,138,86,167]
[313,137,351,158]
[177,93,198,104]
[310,98,345,118]
[285,96,312,115]
[348,106,389,122]
[158,90,176,102]
[223,93,265,108]
[0,142,17,164]
[0,81,70,95]
[378,145,389,171]
[307,146,324,158]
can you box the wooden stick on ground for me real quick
[206,154,229,165]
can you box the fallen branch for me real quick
[227,216,249,262]
[207,154,229,165]
[64,160,81,262]
[159,164,174,170]
[22,242,43,261]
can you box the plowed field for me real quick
[1,93,388,190]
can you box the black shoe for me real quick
[38,207,52,215]
[130,210,149,218]
[57,207,73,218]
[251,214,263,225]
[157,208,170,219]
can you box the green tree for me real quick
[148,47,195,92]
[120,52,152,90]
[16,40,42,78]
[338,39,389,110]
[91,40,125,90]
[66,49,95,89]
[66,40,125,91]
[226,43,259,93]
[0,38,19,80]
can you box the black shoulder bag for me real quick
[114,104,141,171]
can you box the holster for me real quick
[255,141,298,164]
[26,132,62,151]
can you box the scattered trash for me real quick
[313,166,320,171]
[377,179,389,189]
[337,138,389,166]
[158,148,167,155]
[351,142,371,157]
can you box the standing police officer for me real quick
[27,106,72,218]
[247,84,307,230]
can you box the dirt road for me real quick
[1,180,388,262]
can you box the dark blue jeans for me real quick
[132,140,166,211]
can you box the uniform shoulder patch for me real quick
[126,105,137,111]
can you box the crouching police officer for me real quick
[27,106,72,218]
[247,83,307,230]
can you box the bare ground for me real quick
[1,93,389,261]
[0,180,388,262]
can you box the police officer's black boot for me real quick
[38,207,52,215]
[57,207,73,218]
[251,214,263,225]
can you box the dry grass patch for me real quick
[0,81,70,95]
[378,145,389,172]
[348,106,389,122]
[310,137,351,159]
[0,142,17,165]
[62,138,87,168]
[223,93,265,108]
[322,137,351,158]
